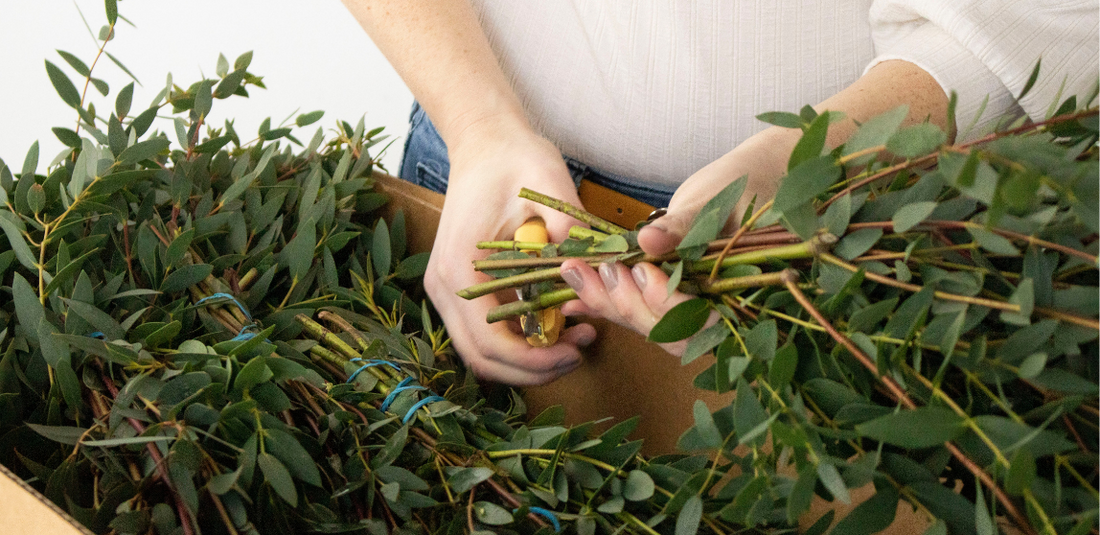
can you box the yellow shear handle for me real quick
[515,218,565,347]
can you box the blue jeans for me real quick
[399,102,676,208]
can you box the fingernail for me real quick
[599,263,618,291]
[562,267,583,292]
[632,265,647,289]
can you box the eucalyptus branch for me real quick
[519,187,628,235]
[783,277,1038,535]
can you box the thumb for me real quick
[636,209,695,256]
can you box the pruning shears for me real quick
[514,217,565,347]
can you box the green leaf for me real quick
[856,407,965,448]
[823,192,852,237]
[769,343,798,387]
[735,377,768,446]
[372,218,392,278]
[118,137,170,166]
[474,501,513,525]
[592,234,628,253]
[974,488,994,535]
[842,105,908,165]
[968,227,1020,255]
[235,357,274,392]
[648,298,710,343]
[675,495,703,535]
[114,82,134,119]
[1016,353,1047,379]
[677,176,746,260]
[83,435,174,448]
[787,466,817,523]
[447,467,493,494]
[833,228,882,261]
[892,201,938,233]
[27,423,87,445]
[0,214,36,270]
[665,260,684,297]
[884,287,934,340]
[258,452,298,507]
[773,155,842,215]
[104,0,118,25]
[234,51,253,70]
[788,111,831,170]
[830,485,899,535]
[1005,448,1036,495]
[755,111,803,129]
[52,127,82,148]
[193,135,233,154]
[283,219,317,283]
[296,110,325,127]
[744,319,777,361]
[681,322,729,365]
[623,470,655,501]
[45,60,81,108]
[193,80,213,119]
[1017,58,1041,100]
[13,276,46,337]
[690,400,722,449]
[56,50,90,76]
[265,429,322,487]
[816,463,850,504]
[214,69,247,99]
[886,123,946,158]
[44,248,98,298]
[160,264,213,294]
[63,298,126,340]
[219,144,276,208]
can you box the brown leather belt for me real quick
[577,179,658,230]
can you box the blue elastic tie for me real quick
[380,377,426,412]
[346,358,402,383]
[518,507,562,532]
[231,324,257,342]
[401,395,446,424]
[87,332,106,340]
[195,293,252,321]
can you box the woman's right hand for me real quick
[424,116,596,385]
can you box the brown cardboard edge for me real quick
[0,462,92,535]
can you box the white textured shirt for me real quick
[468,1,1098,186]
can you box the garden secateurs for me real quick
[514,217,565,347]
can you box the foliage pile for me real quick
[466,75,1100,534]
[2,3,1098,534]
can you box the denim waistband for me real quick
[398,102,675,209]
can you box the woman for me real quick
[341,0,1098,386]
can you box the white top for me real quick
[468,0,1098,186]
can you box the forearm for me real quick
[717,59,951,204]
[340,0,529,150]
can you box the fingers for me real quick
[560,259,694,339]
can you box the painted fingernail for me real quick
[599,263,618,291]
[562,267,583,292]
[632,264,647,290]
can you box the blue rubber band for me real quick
[346,358,402,383]
[517,507,562,532]
[87,332,106,340]
[195,293,252,321]
[380,377,426,412]
[231,324,258,342]
[401,395,446,424]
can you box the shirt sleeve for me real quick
[867,0,1099,140]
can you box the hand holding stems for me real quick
[561,60,950,354]
[426,120,596,385]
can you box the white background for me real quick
[0,0,414,174]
